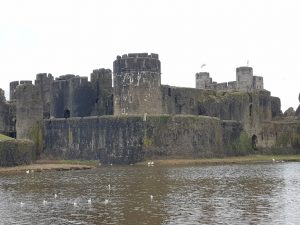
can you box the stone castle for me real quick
[196,66,263,92]
[0,53,299,164]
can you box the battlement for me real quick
[0,88,5,102]
[236,66,253,75]
[20,80,32,85]
[91,68,112,81]
[36,73,53,80]
[196,72,210,79]
[196,66,263,92]
[55,74,76,81]
[119,53,159,59]
[10,81,34,100]
[113,53,161,75]
[52,75,89,89]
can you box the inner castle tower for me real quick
[113,53,162,115]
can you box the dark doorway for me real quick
[252,134,257,150]
[64,109,70,119]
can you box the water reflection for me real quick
[0,163,300,224]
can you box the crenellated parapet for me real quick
[91,68,112,89]
[113,53,160,75]
[195,66,264,92]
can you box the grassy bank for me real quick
[1,155,300,173]
[36,159,99,166]
[0,160,98,173]
[0,134,14,141]
[137,154,300,166]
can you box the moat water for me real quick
[1,162,300,225]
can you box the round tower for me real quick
[113,53,162,115]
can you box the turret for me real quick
[113,53,162,115]
[236,66,253,91]
[195,72,211,89]
[35,73,54,119]
[90,68,113,115]
[15,83,43,139]
[10,81,19,101]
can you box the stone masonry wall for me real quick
[113,53,162,115]
[43,115,243,164]
[15,84,43,139]
[257,120,300,153]
[90,69,113,115]
[0,89,9,135]
[50,75,96,118]
[35,73,54,119]
[161,86,272,136]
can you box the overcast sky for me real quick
[0,0,299,111]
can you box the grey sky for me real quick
[0,0,299,111]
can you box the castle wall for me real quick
[0,89,9,134]
[253,76,263,90]
[10,81,19,100]
[8,101,16,137]
[50,75,96,118]
[236,66,253,91]
[228,81,237,90]
[195,72,211,89]
[15,83,43,139]
[43,115,243,164]
[35,73,54,119]
[90,68,113,115]
[195,66,263,92]
[161,85,272,135]
[257,121,300,153]
[161,85,212,115]
[113,53,162,115]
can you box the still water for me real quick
[1,162,300,225]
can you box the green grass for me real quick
[36,159,99,166]
[0,134,14,141]
[137,154,300,166]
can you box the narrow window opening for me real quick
[249,104,253,117]
[168,88,171,96]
